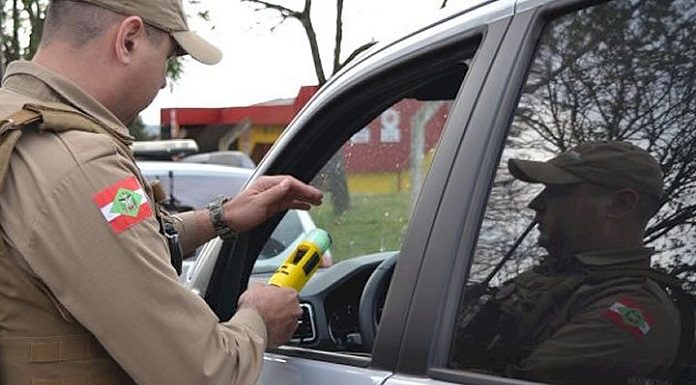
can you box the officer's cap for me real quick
[75,0,222,65]
[508,141,664,199]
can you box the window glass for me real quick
[311,98,450,265]
[281,45,479,354]
[450,1,696,383]
[304,97,452,353]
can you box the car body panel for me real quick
[260,352,392,385]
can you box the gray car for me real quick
[187,0,696,384]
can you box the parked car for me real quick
[132,139,199,160]
[181,150,256,169]
[137,161,330,279]
[186,0,696,384]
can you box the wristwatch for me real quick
[207,195,237,241]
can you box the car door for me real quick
[384,0,696,384]
[198,1,514,385]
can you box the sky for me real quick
[140,0,445,125]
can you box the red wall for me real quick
[344,100,450,173]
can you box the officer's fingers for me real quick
[287,200,312,211]
[256,179,293,208]
[293,304,304,318]
[254,176,323,205]
[288,179,323,205]
[248,281,265,289]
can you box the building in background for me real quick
[160,87,449,193]
[160,86,318,164]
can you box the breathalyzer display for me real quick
[268,229,332,291]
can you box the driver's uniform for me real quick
[0,61,267,385]
[455,248,680,384]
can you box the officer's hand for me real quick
[224,175,323,232]
[238,282,303,348]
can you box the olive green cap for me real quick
[508,141,664,199]
[76,0,222,65]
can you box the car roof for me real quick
[181,151,256,169]
[131,139,199,160]
[137,161,253,178]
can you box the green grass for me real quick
[310,193,412,262]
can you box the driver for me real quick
[453,141,682,384]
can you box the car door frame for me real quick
[202,0,515,377]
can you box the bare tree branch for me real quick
[332,0,343,75]
[338,41,377,72]
[242,0,301,20]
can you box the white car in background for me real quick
[181,150,256,169]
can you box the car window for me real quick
[310,98,450,263]
[276,37,481,357]
[302,102,452,354]
[449,0,696,383]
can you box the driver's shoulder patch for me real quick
[93,176,152,234]
[603,297,654,339]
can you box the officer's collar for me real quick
[2,61,131,140]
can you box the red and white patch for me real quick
[92,176,152,234]
[603,297,654,339]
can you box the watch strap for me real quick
[208,195,237,241]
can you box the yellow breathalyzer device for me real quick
[268,229,332,291]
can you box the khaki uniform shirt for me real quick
[0,61,267,385]
[502,248,680,384]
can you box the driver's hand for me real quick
[238,282,303,348]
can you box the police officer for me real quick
[0,1,323,384]
[455,141,681,384]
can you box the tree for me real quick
[242,0,378,214]
[128,115,150,141]
[242,0,375,84]
[0,0,46,73]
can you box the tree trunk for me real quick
[410,101,443,206]
[325,150,350,215]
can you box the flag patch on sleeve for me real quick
[93,176,152,234]
[603,297,654,338]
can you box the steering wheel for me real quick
[358,253,398,352]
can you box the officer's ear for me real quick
[606,188,639,220]
[114,16,146,64]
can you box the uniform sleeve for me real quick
[516,283,680,384]
[16,150,268,385]
[167,210,205,256]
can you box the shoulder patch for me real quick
[603,297,654,338]
[93,176,152,234]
